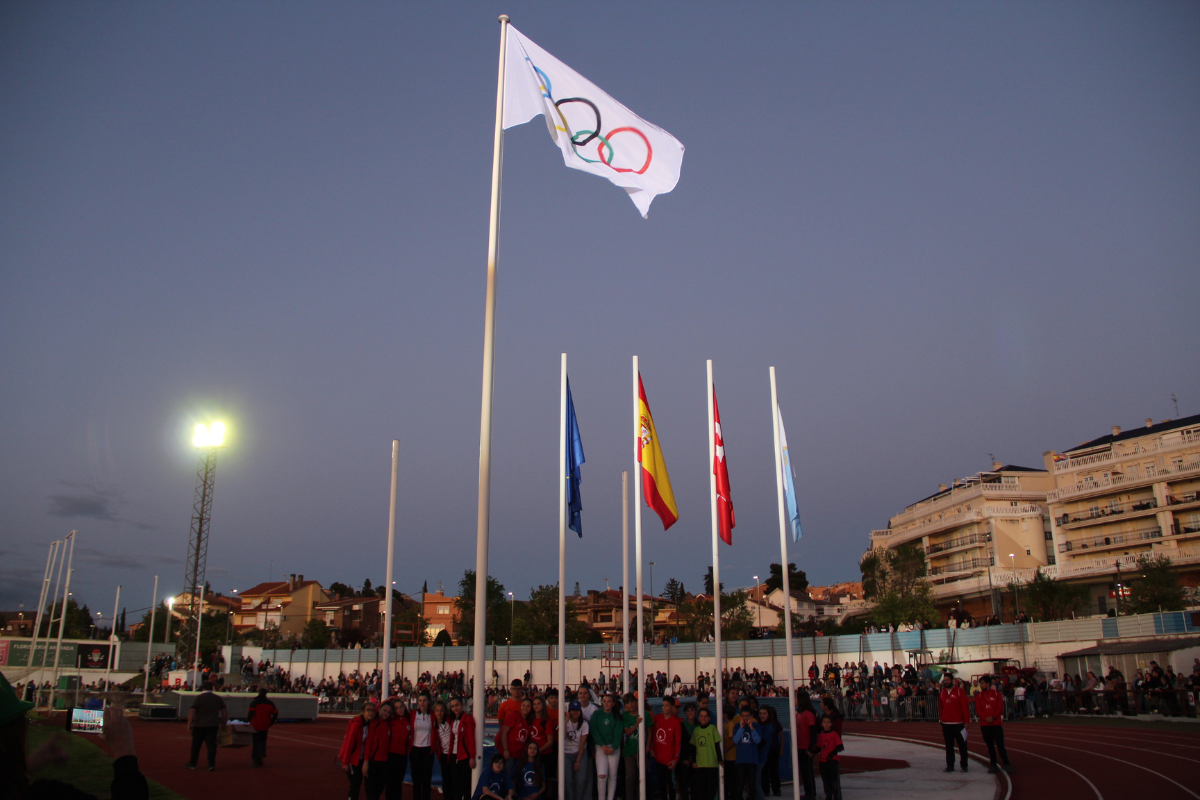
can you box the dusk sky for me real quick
[2,2,1197,621]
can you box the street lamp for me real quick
[181,421,226,662]
[1009,553,1021,620]
[166,597,174,644]
[1113,560,1124,617]
[227,589,238,645]
[508,592,514,643]
[648,562,656,642]
[752,576,761,636]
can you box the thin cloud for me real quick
[46,481,157,530]
[77,546,146,570]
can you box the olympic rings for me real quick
[527,57,654,174]
[555,98,600,146]
[599,127,652,174]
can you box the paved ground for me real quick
[108,716,1200,800]
[844,719,1200,800]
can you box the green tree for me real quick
[455,570,507,644]
[37,599,92,639]
[860,544,937,627]
[301,619,332,649]
[663,578,686,605]
[678,590,754,641]
[131,602,174,642]
[361,579,375,596]
[764,563,809,595]
[509,584,590,645]
[702,566,724,596]
[1127,554,1185,613]
[328,582,354,600]
[432,629,453,646]
[1023,568,1089,620]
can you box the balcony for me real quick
[926,532,991,555]
[1055,498,1158,528]
[1047,457,1200,502]
[1058,527,1163,554]
[1173,522,1200,536]
[892,479,1033,527]
[929,556,994,577]
[1052,427,1200,473]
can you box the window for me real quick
[325,611,335,624]
[1047,553,1056,565]
[598,613,613,622]
[1045,529,1053,540]
[1145,463,1157,477]
[1026,548,1031,556]
[1089,505,1100,518]
[1010,501,1019,507]
[1002,476,1018,486]
[437,604,451,615]
[1108,499,1120,512]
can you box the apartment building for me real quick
[233,575,330,640]
[868,463,1055,614]
[574,589,675,642]
[423,589,461,643]
[1045,414,1200,613]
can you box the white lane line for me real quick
[1013,739,1199,799]
[1015,724,1200,748]
[1002,746,1103,800]
[266,731,340,750]
[1006,730,1200,764]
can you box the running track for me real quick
[844,720,1200,800]
[91,717,1200,800]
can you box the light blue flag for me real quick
[777,406,802,541]
[566,379,585,537]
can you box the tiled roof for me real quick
[1064,413,1200,454]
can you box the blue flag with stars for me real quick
[566,379,586,536]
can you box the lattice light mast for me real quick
[178,422,225,659]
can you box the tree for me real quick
[860,544,936,627]
[131,602,174,643]
[432,629,453,646]
[455,570,507,643]
[1023,568,1088,621]
[677,590,754,641]
[37,599,91,639]
[764,563,809,596]
[301,619,332,649]
[509,584,589,645]
[702,567,724,596]
[328,582,354,600]
[1127,554,1185,613]
[361,579,374,596]
[663,579,686,605]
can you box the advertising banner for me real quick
[0,640,79,668]
[76,643,113,670]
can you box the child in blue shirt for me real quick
[474,754,515,800]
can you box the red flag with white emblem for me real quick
[713,387,735,544]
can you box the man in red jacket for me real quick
[936,673,970,773]
[247,688,278,767]
[974,676,1015,775]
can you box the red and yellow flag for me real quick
[637,374,678,530]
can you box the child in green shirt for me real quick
[689,708,722,800]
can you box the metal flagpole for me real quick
[633,356,646,800]
[50,531,77,711]
[144,575,159,697]
[769,367,801,800]
[104,585,121,698]
[30,540,59,689]
[383,439,400,696]
[558,353,568,800]
[192,586,205,690]
[472,15,510,785]
[706,360,725,800]
[622,471,630,696]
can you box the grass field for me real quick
[27,716,186,800]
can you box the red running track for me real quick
[844,720,1200,800]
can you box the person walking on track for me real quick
[937,673,970,773]
[247,688,278,767]
[185,681,227,772]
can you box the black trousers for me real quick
[410,746,434,800]
[386,753,409,800]
[818,761,841,800]
[759,754,780,795]
[941,723,967,769]
[690,767,718,800]
[449,757,472,800]
[654,761,676,800]
[675,763,692,800]
[365,759,389,800]
[623,755,640,800]
[980,726,1010,768]
[188,726,218,768]
[735,764,757,800]
[347,763,365,800]
[797,752,816,800]
[251,730,268,764]
[439,756,456,800]
[723,762,737,800]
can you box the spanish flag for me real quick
[637,374,679,530]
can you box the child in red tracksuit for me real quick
[815,717,843,800]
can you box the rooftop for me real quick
[1063,413,1200,454]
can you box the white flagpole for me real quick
[30,539,59,688]
[144,575,159,697]
[706,360,725,800]
[383,439,400,695]
[769,367,801,800]
[558,353,568,800]
[192,585,205,690]
[622,470,630,696]
[633,356,646,800]
[50,530,76,711]
[104,585,121,697]
[472,15,510,786]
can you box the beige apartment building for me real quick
[868,463,1055,616]
[232,575,330,641]
[1045,414,1200,614]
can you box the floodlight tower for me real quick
[178,422,225,659]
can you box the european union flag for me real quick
[566,379,586,537]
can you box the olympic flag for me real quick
[503,25,685,218]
